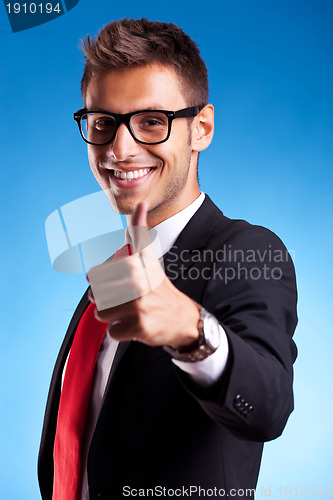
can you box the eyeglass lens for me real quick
[81,112,170,145]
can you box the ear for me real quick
[191,104,214,153]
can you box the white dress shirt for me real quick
[79,192,229,499]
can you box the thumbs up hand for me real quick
[87,201,200,350]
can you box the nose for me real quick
[109,123,142,161]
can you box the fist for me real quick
[87,202,200,350]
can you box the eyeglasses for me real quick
[73,106,202,146]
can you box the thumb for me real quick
[128,201,150,254]
[131,201,148,227]
[129,201,165,291]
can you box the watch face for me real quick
[203,314,221,350]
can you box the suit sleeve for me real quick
[175,224,298,442]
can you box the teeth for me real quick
[113,168,151,181]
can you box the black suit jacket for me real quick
[38,196,298,500]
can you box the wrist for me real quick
[164,303,221,362]
[168,300,201,351]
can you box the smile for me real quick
[112,168,153,181]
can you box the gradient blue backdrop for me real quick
[1,0,332,498]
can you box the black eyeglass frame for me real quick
[73,106,203,146]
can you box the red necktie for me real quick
[52,244,132,500]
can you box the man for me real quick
[38,18,298,500]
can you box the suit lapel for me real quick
[163,195,225,284]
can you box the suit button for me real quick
[233,395,254,416]
[234,394,246,410]
[234,394,242,408]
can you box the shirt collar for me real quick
[151,192,205,258]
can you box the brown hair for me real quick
[80,18,208,107]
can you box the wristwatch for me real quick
[164,304,221,362]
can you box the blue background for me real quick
[1,0,332,498]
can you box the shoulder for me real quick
[200,195,290,255]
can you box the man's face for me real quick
[85,64,200,227]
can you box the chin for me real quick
[109,196,137,215]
